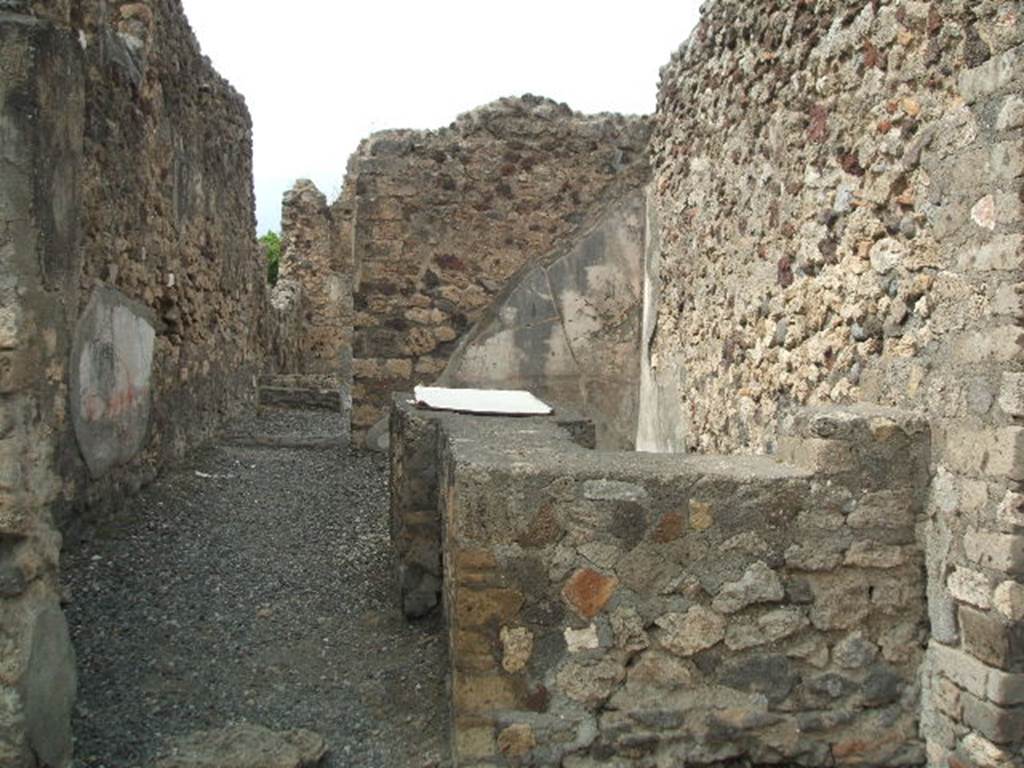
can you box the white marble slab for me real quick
[413,386,553,416]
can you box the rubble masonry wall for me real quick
[641,2,1024,764]
[0,1,300,763]
[392,399,933,766]
[349,96,650,444]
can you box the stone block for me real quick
[992,141,1024,181]
[609,607,647,653]
[656,606,726,657]
[555,656,626,707]
[724,607,808,651]
[718,655,798,705]
[996,491,1024,533]
[847,490,916,530]
[688,500,714,531]
[454,723,496,761]
[453,673,523,712]
[987,668,1024,707]
[959,45,1023,103]
[844,542,910,569]
[809,571,873,630]
[970,235,1024,271]
[997,95,1024,131]
[711,561,785,614]
[952,329,1024,366]
[582,480,647,502]
[958,733,1018,768]
[564,625,600,654]
[961,691,1024,745]
[964,531,1024,574]
[948,567,995,610]
[993,580,1024,621]
[22,606,76,768]
[833,631,880,670]
[934,675,962,719]
[499,626,533,673]
[776,437,855,473]
[454,588,525,629]
[929,641,990,699]
[960,606,1024,671]
[999,374,1024,417]
[562,568,618,620]
[496,723,536,759]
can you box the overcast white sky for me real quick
[179,1,703,234]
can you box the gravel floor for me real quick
[62,416,449,768]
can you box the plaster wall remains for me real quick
[349,96,651,443]
[640,1,1024,765]
[439,190,646,449]
[0,1,300,763]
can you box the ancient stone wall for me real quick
[275,178,353,385]
[0,11,82,764]
[438,190,646,449]
[393,398,932,766]
[350,96,650,442]
[67,0,276,512]
[641,3,1024,765]
[0,1,296,763]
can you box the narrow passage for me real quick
[63,409,449,767]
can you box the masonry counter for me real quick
[389,395,933,767]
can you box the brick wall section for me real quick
[350,96,650,442]
[394,400,932,766]
[641,2,1024,764]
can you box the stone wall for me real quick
[0,11,82,764]
[274,178,353,386]
[392,398,933,766]
[0,1,293,763]
[67,0,274,512]
[439,190,646,449]
[640,2,1024,764]
[350,96,650,443]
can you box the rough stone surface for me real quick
[404,400,930,766]
[562,568,619,620]
[0,3,311,760]
[711,561,785,614]
[349,96,650,443]
[638,1,1024,762]
[274,179,353,387]
[153,725,327,768]
[657,606,727,657]
[22,606,77,768]
[440,191,647,448]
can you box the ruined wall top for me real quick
[366,94,650,148]
[349,94,652,440]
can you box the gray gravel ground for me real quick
[63,412,449,768]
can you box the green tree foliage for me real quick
[260,231,282,286]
